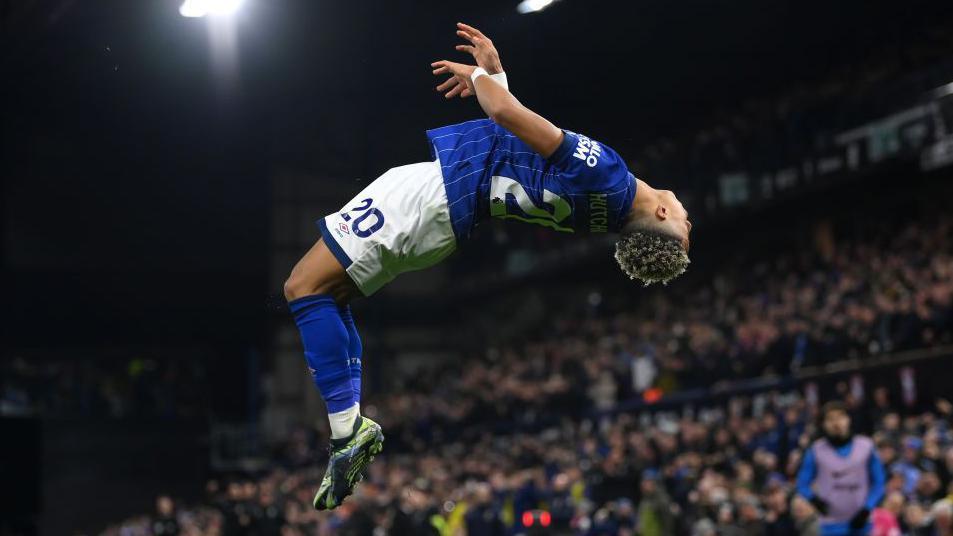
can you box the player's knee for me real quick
[283,274,310,302]
[284,272,337,302]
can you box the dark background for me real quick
[4,0,951,350]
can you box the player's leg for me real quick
[288,159,453,508]
[338,305,363,409]
[284,238,361,438]
[283,239,382,510]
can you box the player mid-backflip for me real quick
[283,23,693,510]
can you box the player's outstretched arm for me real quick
[432,24,563,159]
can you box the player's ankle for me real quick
[328,403,361,440]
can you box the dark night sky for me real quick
[2,0,950,348]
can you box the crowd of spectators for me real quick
[365,213,953,448]
[102,389,953,536]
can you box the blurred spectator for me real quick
[464,483,506,536]
[872,491,904,536]
[153,496,179,536]
[796,401,886,535]
[636,469,674,536]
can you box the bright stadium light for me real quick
[179,0,244,18]
[517,0,555,14]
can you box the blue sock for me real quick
[288,295,355,414]
[338,305,363,404]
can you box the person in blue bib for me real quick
[282,22,694,510]
[797,401,887,535]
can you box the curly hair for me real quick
[614,230,690,286]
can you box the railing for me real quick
[601,345,953,417]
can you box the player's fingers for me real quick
[432,60,462,76]
[461,87,473,98]
[455,44,476,56]
[456,30,480,45]
[436,76,458,89]
[457,22,486,40]
[445,83,464,99]
[436,77,457,92]
[461,29,491,49]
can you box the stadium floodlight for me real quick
[179,0,244,18]
[517,0,555,14]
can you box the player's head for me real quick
[820,400,852,444]
[615,182,691,285]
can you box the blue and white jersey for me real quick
[425,118,637,241]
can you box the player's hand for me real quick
[431,60,476,99]
[809,496,829,515]
[849,508,870,529]
[455,23,503,75]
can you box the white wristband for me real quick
[470,67,489,83]
[489,71,508,91]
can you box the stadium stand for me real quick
[100,389,953,535]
